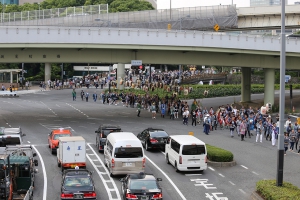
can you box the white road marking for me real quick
[185,174,202,176]
[86,154,117,200]
[252,171,259,175]
[218,173,225,178]
[145,155,187,200]
[229,181,235,186]
[240,165,248,169]
[56,104,60,107]
[208,167,215,171]
[161,151,166,155]
[32,145,47,200]
[87,143,121,200]
[239,189,246,194]
[289,115,298,118]
[27,141,31,143]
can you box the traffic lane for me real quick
[88,143,178,200]
[34,144,110,200]
[143,149,234,200]
[31,145,45,200]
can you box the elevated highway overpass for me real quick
[1,4,300,31]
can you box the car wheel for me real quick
[166,154,170,164]
[103,155,107,167]
[57,159,61,167]
[145,142,149,151]
[51,148,54,155]
[61,166,64,172]
[109,167,113,177]
[199,170,204,174]
[175,162,179,172]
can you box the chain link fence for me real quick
[0,4,237,31]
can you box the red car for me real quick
[48,128,72,154]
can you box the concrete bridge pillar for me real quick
[241,67,251,102]
[45,63,51,82]
[117,63,125,90]
[264,68,275,106]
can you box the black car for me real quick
[120,172,163,200]
[137,128,169,151]
[95,124,121,152]
[61,169,96,200]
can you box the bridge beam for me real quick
[117,63,125,90]
[45,63,51,83]
[241,67,251,103]
[264,68,275,106]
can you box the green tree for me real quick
[110,0,154,12]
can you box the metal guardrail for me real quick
[0,4,237,31]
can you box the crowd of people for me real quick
[74,88,299,155]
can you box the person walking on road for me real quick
[72,89,76,101]
[256,120,264,143]
[93,92,97,102]
[151,103,156,119]
[239,119,247,141]
[271,122,278,146]
[284,133,289,155]
[289,130,297,151]
[85,92,89,102]
[137,101,141,117]
[229,120,236,138]
[80,90,85,101]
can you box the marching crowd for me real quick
[72,88,300,155]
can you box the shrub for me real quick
[206,144,234,162]
[256,180,300,200]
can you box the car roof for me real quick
[147,128,165,132]
[101,124,121,129]
[52,128,72,134]
[170,135,205,145]
[64,169,91,177]
[128,173,156,181]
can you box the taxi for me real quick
[48,128,72,154]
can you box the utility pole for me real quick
[276,0,286,187]
[61,63,63,84]
[22,63,24,89]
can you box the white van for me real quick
[165,135,207,172]
[104,132,145,176]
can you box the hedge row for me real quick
[256,180,300,200]
[206,144,234,162]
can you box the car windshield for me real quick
[114,147,143,158]
[63,177,93,187]
[0,137,21,147]
[182,145,206,155]
[54,134,71,140]
[150,131,168,137]
[102,129,121,138]
[129,180,159,190]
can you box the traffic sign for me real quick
[214,24,220,32]
[131,60,142,66]
[167,24,172,30]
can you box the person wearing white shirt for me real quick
[183,108,190,125]
[285,117,291,128]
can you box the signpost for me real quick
[131,60,142,66]
[214,24,220,32]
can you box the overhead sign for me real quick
[131,60,142,66]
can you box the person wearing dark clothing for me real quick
[191,110,197,126]
[85,92,89,102]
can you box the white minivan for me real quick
[165,135,207,172]
[104,132,145,176]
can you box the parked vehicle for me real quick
[48,128,72,154]
[0,145,38,200]
[57,136,86,171]
[165,135,207,172]
[137,128,169,151]
[119,172,163,200]
[61,169,96,200]
[0,127,26,149]
[95,124,121,152]
[104,132,145,176]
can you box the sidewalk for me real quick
[15,86,48,94]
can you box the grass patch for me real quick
[256,180,300,200]
[206,144,234,162]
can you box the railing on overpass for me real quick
[0,4,238,31]
[181,73,227,84]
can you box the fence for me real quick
[0,4,238,31]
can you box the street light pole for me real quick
[38,3,40,20]
[276,0,286,187]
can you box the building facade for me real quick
[18,0,43,5]
[250,0,287,7]
[1,0,19,5]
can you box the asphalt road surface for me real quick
[0,88,299,200]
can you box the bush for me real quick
[206,144,234,162]
[256,180,300,200]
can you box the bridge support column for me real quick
[117,63,125,90]
[241,67,251,102]
[45,63,51,82]
[264,68,275,106]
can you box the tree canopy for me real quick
[1,0,154,13]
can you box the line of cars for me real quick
[95,124,208,200]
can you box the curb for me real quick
[250,191,264,200]
[207,160,236,167]
[0,95,19,98]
